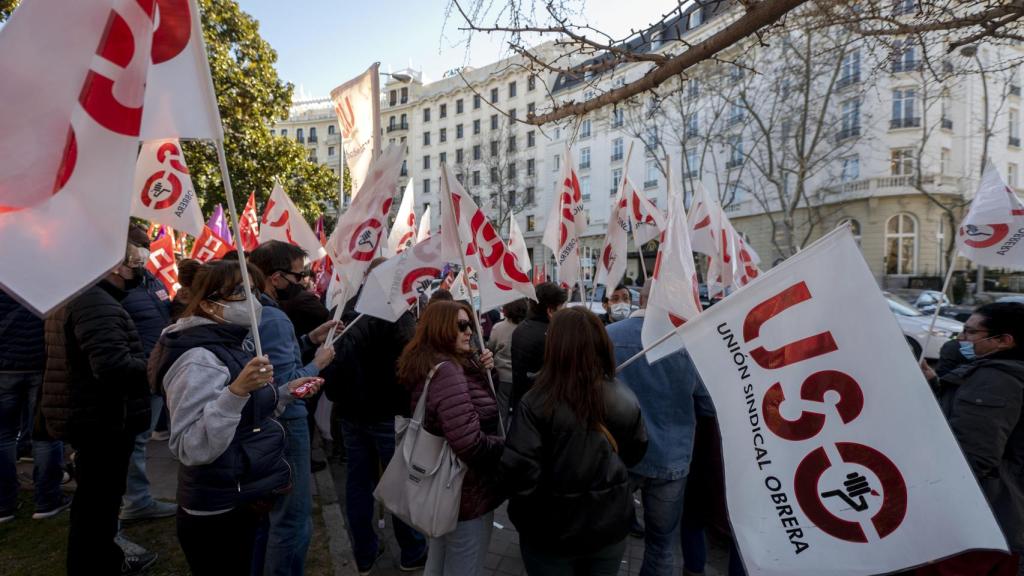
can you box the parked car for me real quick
[888,288,974,322]
[883,292,963,360]
[997,295,1024,305]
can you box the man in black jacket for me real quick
[509,282,567,415]
[42,239,157,576]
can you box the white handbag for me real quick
[373,362,466,538]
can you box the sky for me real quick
[237,0,682,100]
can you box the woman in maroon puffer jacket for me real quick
[398,300,505,576]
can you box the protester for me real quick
[510,282,567,415]
[323,257,427,574]
[0,290,69,523]
[170,258,201,321]
[607,285,711,576]
[919,302,1024,575]
[41,237,156,575]
[606,284,632,323]
[248,240,337,576]
[502,307,647,575]
[486,298,528,425]
[935,337,968,378]
[151,260,321,576]
[397,301,504,576]
[120,225,176,523]
[428,288,454,306]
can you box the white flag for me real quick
[356,235,444,322]
[387,180,417,255]
[689,183,760,296]
[542,144,586,289]
[330,63,380,197]
[0,0,156,314]
[131,139,204,237]
[508,215,532,275]
[641,185,703,363]
[957,162,1024,268]
[325,144,404,310]
[595,189,629,290]
[259,184,326,261]
[676,227,1006,576]
[417,205,432,242]
[625,178,666,245]
[139,0,222,140]
[450,266,479,303]
[441,165,536,309]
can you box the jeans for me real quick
[425,511,494,576]
[261,412,313,576]
[178,505,264,576]
[340,418,426,569]
[519,537,626,576]
[631,474,687,576]
[123,394,164,514]
[0,372,64,513]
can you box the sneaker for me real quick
[120,550,157,575]
[119,500,176,522]
[399,551,428,571]
[32,494,72,519]
[358,546,387,575]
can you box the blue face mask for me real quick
[959,340,976,361]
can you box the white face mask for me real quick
[213,299,262,327]
[609,302,631,321]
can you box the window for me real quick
[423,131,431,146]
[580,176,591,201]
[423,155,431,169]
[510,108,517,120]
[439,103,447,118]
[439,128,447,143]
[841,156,860,182]
[527,130,536,148]
[645,125,659,154]
[456,149,464,164]
[508,81,517,98]
[456,99,464,114]
[423,108,431,122]
[422,179,431,194]
[456,173,464,185]
[585,90,596,102]
[280,128,287,137]
[553,154,560,172]
[469,171,479,186]
[579,147,591,169]
[508,135,517,151]
[400,87,408,104]
[400,114,407,129]
[612,138,624,161]
[473,94,481,109]
[490,167,499,183]
[686,78,699,99]
[893,0,916,15]
[528,75,536,91]
[840,49,861,87]
[525,186,535,205]
[941,148,951,174]
[490,140,498,157]
[611,108,624,128]
[727,135,744,168]
[490,87,499,103]
[611,168,622,194]
[839,99,861,139]
[490,115,498,130]
[688,7,702,28]
[507,162,516,179]
[890,148,915,175]
[328,125,336,135]
[526,214,536,231]
[645,160,659,189]
[685,148,699,178]
[439,152,447,165]
[473,119,481,135]
[388,116,396,130]
[527,158,535,176]
[527,102,535,115]
[1010,163,1020,188]
[686,112,699,138]
[1010,109,1021,147]
[296,128,304,143]
[580,119,591,138]
[328,146,336,157]
[885,213,918,275]
[473,145,481,161]
[941,91,953,129]
[729,103,744,125]
[891,89,919,128]
[308,127,317,142]
[456,124,464,139]
[892,39,919,73]
[389,90,397,106]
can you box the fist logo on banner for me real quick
[140,142,189,209]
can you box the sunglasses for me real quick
[207,285,248,302]
[457,320,474,333]
[276,269,311,281]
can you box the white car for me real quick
[884,292,963,360]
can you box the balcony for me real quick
[1011,136,1022,148]
[835,126,861,142]
[941,118,953,130]
[611,153,623,162]
[891,60,922,73]
[386,122,409,133]
[726,158,744,169]
[889,117,921,130]
[836,74,861,90]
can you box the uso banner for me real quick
[677,226,1006,576]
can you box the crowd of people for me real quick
[1,226,1022,576]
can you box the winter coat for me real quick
[278,288,329,353]
[510,312,549,414]
[41,281,151,442]
[501,378,648,555]
[121,269,172,358]
[0,290,45,372]
[486,319,517,385]
[937,351,1024,553]
[408,359,504,521]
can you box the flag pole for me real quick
[215,139,263,357]
[918,258,958,362]
[328,312,364,347]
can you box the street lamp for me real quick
[960,45,990,295]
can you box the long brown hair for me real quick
[398,300,476,388]
[181,260,262,320]
[533,307,615,427]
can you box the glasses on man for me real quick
[276,269,311,282]
[457,320,474,333]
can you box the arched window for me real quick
[840,218,862,246]
[885,213,917,275]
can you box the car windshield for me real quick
[886,294,923,316]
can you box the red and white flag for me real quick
[417,205,432,242]
[259,184,326,260]
[139,0,222,141]
[330,63,380,197]
[190,225,230,262]
[238,192,259,251]
[441,165,536,309]
[132,139,204,237]
[325,144,404,309]
[0,0,158,314]
[356,235,444,322]
[642,184,703,363]
[508,215,532,276]
[625,178,666,245]
[146,233,180,298]
[957,162,1024,268]
[387,180,417,255]
[542,144,587,290]
[595,189,629,290]
[689,183,761,297]
[450,266,480,303]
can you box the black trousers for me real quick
[67,432,137,576]
[176,505,265,576]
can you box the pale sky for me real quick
[237,0,682,99]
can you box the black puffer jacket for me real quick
[0,290,45,372]
[509,312,549,414]
[121,270,171,358]
[41,281,151,442]
[502,378,647,555]
[323,292,415,424]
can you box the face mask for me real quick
[276,279,303,301]
[118,266,144,291]
[609,303,631,322]
[213,298,263,327]
[958,340,976,361]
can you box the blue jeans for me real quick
[520,537,626,576]
[122,394,163,513]
[425,511,494,576]
[262,408,313,576]
[631,474,687,576]
[0,372,64,513]
[340,418,426,569]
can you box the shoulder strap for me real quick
[412,361,447,422]
[596,422,619,454]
